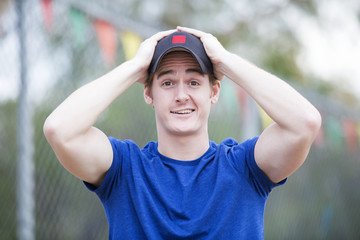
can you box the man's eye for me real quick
[162,81,173,86]
[190,81,200,86]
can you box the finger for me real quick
[138,29,177,55]
[151,29,177,42]
[177,26,218,48]
[176,26,206,38]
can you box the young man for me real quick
[44,27,321,239]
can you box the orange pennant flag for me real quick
[236,87,248,113]
[357,122,360,145]
[342,118,359,154]
[41,0,53,31]
[94,19,118,67]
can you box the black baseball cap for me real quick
[148,31,213,74]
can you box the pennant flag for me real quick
[69,8,87,48]
[220,82,238,114]
[357,122,360,145]
[236,87,248,113]
[41,0,53,31]
[120,31,142,60]
[236,88,261,139]
[342,118,359,154]
[324,116,344,150]
[258,107,274,130]
[94,19,118,67]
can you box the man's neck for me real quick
[157,131,210,161]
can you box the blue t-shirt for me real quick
[85,137,285,239]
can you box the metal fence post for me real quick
[16,0,35,239]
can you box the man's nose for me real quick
[175,82,189,102]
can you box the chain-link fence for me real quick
[1,0,360,239]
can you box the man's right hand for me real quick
[132,29,177,85]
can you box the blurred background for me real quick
[1,0,360,239]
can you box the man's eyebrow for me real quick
[186,68,205,75]
[156,68,204,79]
[157,70,175,79]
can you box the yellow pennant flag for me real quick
[121,31,142,60]
[258,106,274,130]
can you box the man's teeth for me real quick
[172,110,193,114]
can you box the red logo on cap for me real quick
[172,35,186,43]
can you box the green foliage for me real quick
[261,39,304,84]
[291,0,318,16]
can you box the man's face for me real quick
[144,51,220,137]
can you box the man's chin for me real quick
[169,127,198,137]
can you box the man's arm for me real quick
[43,30,176,187]
[224,56,322,183]
[178,26,321,183]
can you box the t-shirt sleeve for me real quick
[245,136,286,196]
[83,137,126,201]
[226,137,286,197]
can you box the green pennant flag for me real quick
[69,7,87,48]
[221,81,238,114]
[324,116,344,150]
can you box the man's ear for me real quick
[211,80,221,104]
[144,86,153,105]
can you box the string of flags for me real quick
[40,0,360,154]
[225,80,360,154]
[40,0,143,67]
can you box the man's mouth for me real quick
[170,109,195,115]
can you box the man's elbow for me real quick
[302,108,322,141]
[43,116,63,145]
